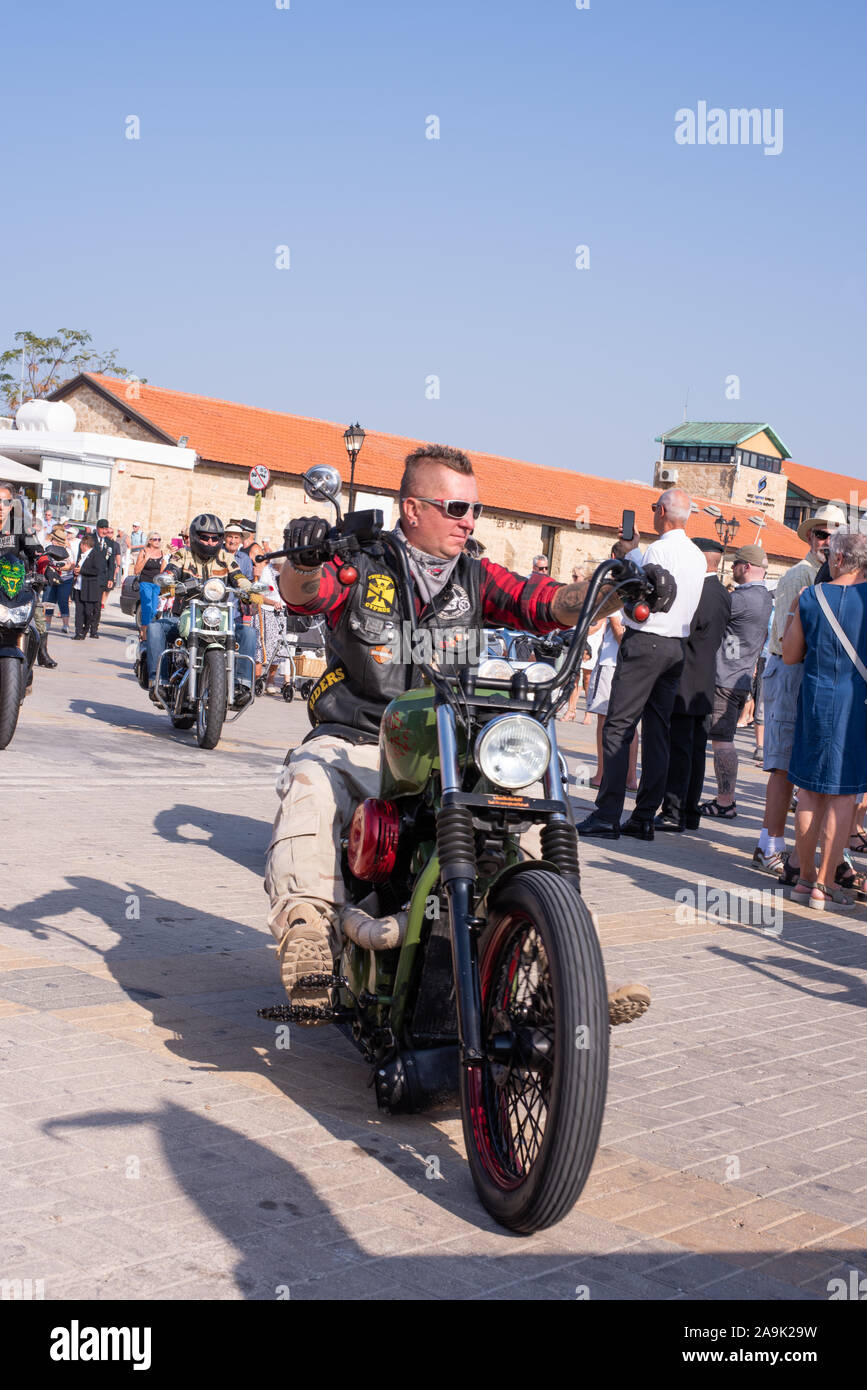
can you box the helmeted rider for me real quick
[145,512,261,703]
[267,444,664,1027]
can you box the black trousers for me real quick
[595,629,685,824]
[662,712,709,820]
[74,593,100,636]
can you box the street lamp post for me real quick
[344,423,365,511]
[703,505,740,573]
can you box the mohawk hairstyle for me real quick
[400,444,474,498]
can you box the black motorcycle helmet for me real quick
[188,513,224,561]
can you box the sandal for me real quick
[849,832,867,856]
[700,799,737,819]
[835,863,867,903]
[753,748,764,763]
[789,875,814,905]
[809,882,856,912]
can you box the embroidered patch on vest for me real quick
[436,583,471,619]
[362,573,396,614]
[308,665,346,709]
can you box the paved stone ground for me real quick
[1,607,865,1301]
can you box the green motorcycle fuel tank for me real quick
[379,687,440,797]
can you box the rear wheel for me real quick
[196,649,228,749]
[459,869,609,1234]
[0,658,25,749]
[281,682,295,702]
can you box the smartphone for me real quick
[621,509,635,543]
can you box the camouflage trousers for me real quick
[265,734,381,957]
[33,602,46,637]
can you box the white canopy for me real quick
[0,453,43,484]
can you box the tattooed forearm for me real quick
[551,580,620,627]
[279,564,323,606]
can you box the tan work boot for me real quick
[608,982,651,1027]
[276,904,334,1026]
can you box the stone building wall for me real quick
[652,459,738,504]
[65,383,160,443]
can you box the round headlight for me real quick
[523,661,557,684]
[202,605,222,627]
[203,578,226,602]
[477,658,513,681]
[475,715,551,791]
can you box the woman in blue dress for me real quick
[782,528,867,910]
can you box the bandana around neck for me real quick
[393,522,461,604]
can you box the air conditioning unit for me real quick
[659,466,678,483]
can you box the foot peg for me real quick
[258,973,347,1025]
[258,1001,335,1023]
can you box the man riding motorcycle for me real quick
[266,444,661,1027]
[145,512,261,703]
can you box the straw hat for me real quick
[797,503,847,542]
[50,524,69,543]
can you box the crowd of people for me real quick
[568,494,867,909]
[10,479,867,922]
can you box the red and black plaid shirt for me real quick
[288,557,566,633]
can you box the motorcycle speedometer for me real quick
[475,714,551,791]
[201,605,222,627]
[202,578,226,602]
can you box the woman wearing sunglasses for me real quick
[133,533,166,638]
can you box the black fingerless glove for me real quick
[283,516,330,568]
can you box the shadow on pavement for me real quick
[40,1102,853,1300]
[153,805,270,875]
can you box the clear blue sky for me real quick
[3,0,865,481]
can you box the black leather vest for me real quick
[307,546,483,739]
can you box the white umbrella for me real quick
[0,453,43,484]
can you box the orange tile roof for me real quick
[785,459,866,509]
[85,373,806,563]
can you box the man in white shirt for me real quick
[578,487,706,840]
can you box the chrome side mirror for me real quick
[303,465,343,520]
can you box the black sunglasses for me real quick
[812,529,831,540]
[414,497,483,521]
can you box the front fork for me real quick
[435,699,577,1067]
[435,701,484,1065]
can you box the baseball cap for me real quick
[733,544,767,566]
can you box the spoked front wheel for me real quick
[460,869,609,1234]
[196,649,228,749]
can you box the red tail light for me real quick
[347,798,400,882]
[632,602,650,622]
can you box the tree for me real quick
[0,329,145,414]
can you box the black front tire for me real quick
[459,869,609,1234]
[0,659,25,749]
[196,649,228,749]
